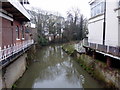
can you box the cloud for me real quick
[29,0,90,18]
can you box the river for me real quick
[16,45,103,88]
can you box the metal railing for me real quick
[0,40,34,62]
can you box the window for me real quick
[16,26,19,39]
[101,2,105,13]
[119,0,120,6]
[91,1,105,17]
[119,18,120,24]
[22,26,24,39]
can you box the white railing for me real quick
[0,40,34,62]
[74,42,86,53]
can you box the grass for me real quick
[62,44,75,55]
[12,83,17,89]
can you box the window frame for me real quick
[21,26,25,39]
[91,1,105,17]
[16,26,20,40]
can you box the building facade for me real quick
[0,0,35,67]
[0,0,31,49]
[88,0,120,58]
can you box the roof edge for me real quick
[8,0,31,21]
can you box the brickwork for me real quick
[0,17,2,48]
[1,18,28,49]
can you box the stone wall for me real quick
[94,62,120,88]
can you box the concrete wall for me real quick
[2,54,27,88]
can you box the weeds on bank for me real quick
[12,83,17,89]
[62,44,75,55]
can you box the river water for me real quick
[16,45,103,88]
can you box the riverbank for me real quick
[62,43,120,89]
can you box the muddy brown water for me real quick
[16,45,103,88]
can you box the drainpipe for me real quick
[103,0,106,45]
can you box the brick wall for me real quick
[2,18,28,48]
[1,16,31,49]
[13,20,22,43]
[0,17,2,48]
[2,18,14,48]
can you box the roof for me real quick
[1,0,31,21]
[89,0,96,5]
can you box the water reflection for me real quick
[16,45,102,88]
[31,46,82,88]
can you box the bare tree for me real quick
[63,8,88,41]
[28,8,65,43]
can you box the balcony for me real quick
[82,38,120,60]
[1,0,31,21]
[0,40,34,68]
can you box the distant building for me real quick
[87,0,120,59]
[26,22,37,42]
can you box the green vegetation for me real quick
[38,35,48,46]
[29,7,88,44]
[12,83,17,89]
[62,44,94,76]
[62,44,119,88]
[62,44,75,55]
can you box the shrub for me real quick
[38,35,48,46]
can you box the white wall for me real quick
[88,0,119,47]
[88,15,104,44]
[105,0,119,47]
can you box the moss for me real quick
[12,84,17,89]
[62,44,119,88]
[62,44,75,55]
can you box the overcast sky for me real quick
[28,0,90,18]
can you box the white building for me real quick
[88,0,120,58]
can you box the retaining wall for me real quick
[1,53,27,88]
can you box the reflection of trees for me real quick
[36,46,81,85]
[62,58,81,85]
[33,46,67,82]
[17,45,82,88]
